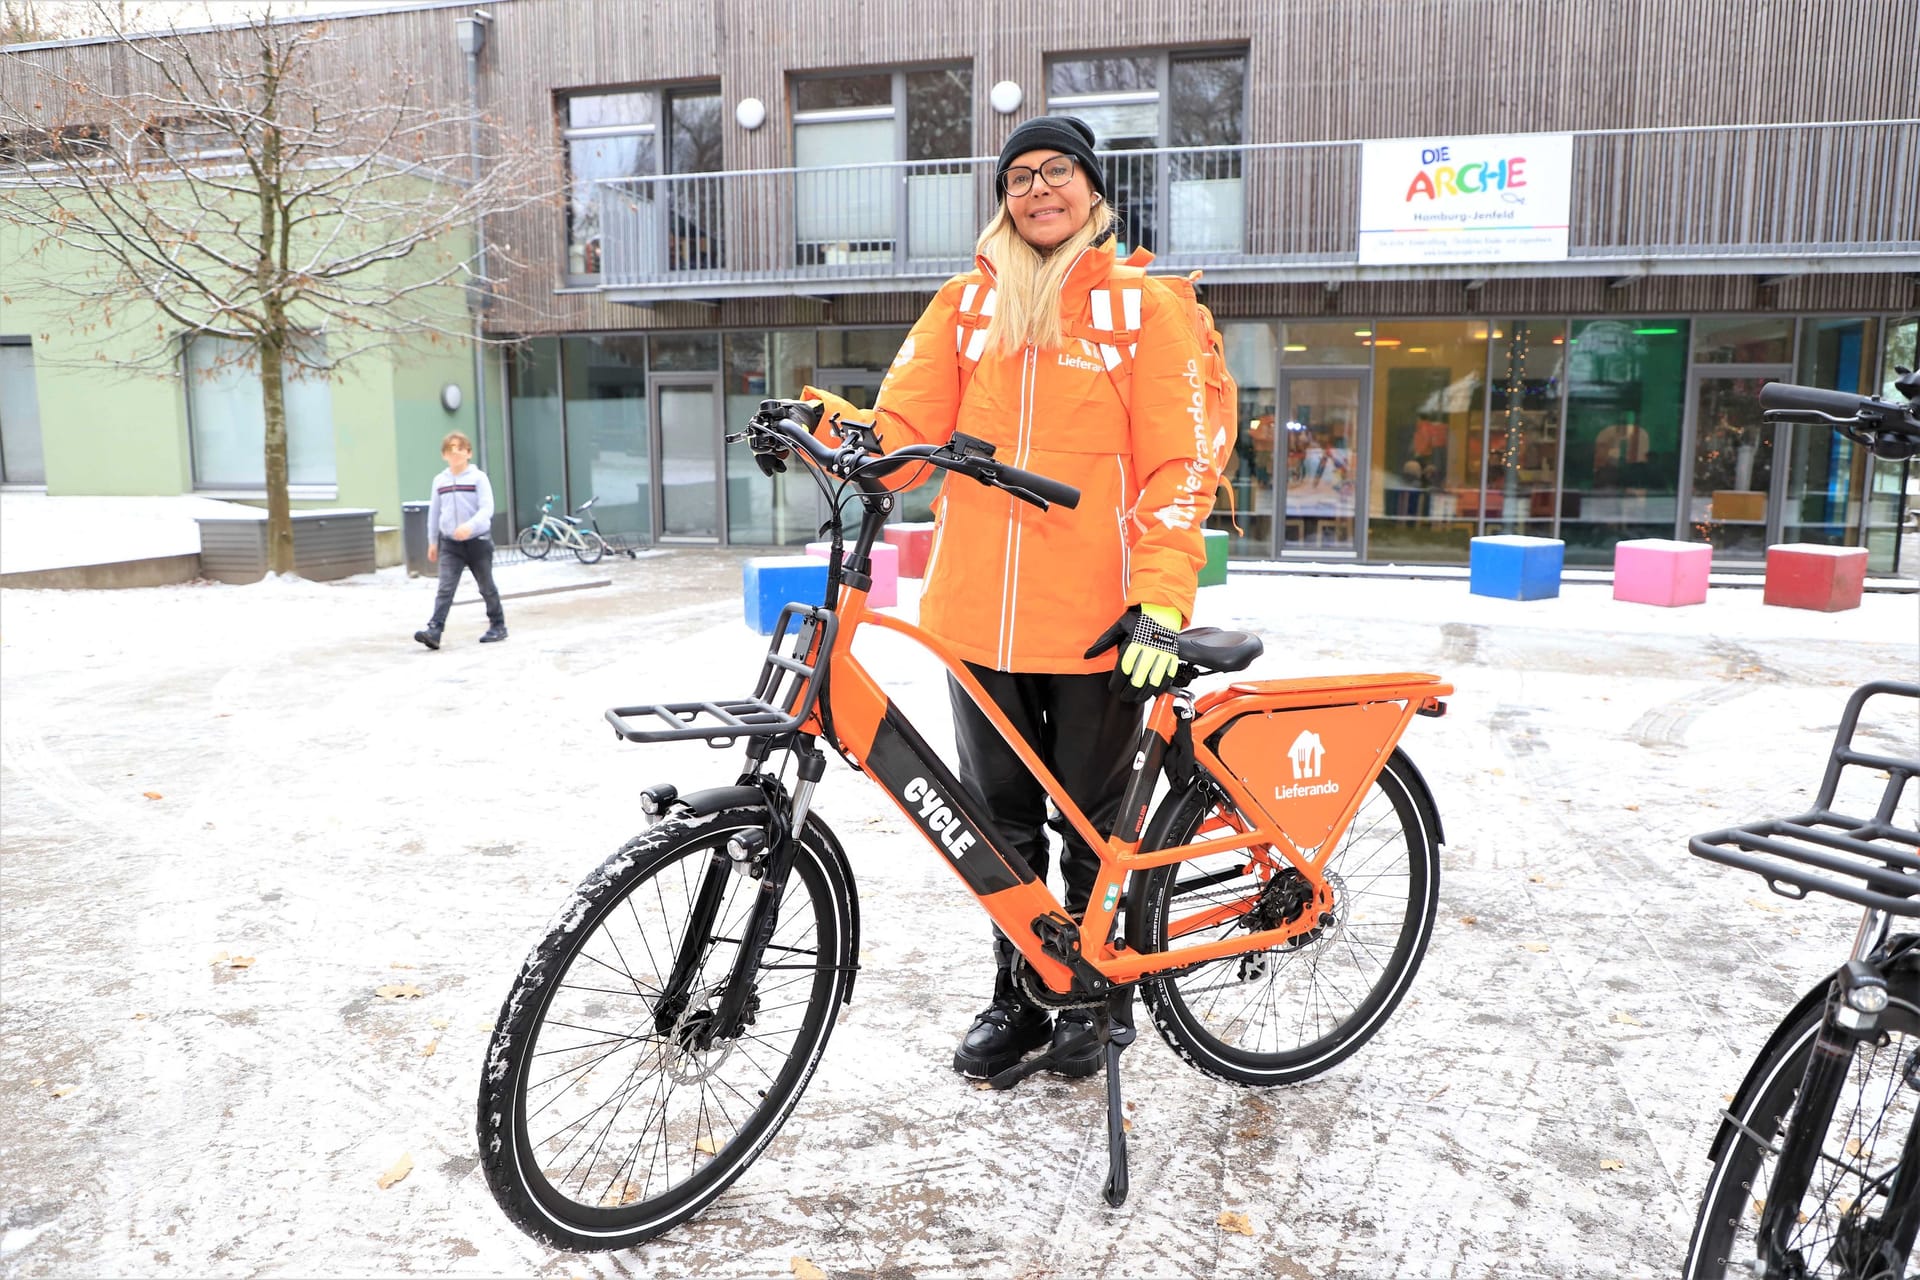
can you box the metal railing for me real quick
[591,119,1920,297]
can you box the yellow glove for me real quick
[1117,603,1185,698]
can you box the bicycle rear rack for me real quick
[1689,681,1920,916]
[605,604,837,747]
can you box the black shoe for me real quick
[1048,1009,1105,1078]
[413,627,442,650]
[479,625,508,643]
[952,995,1052,1079]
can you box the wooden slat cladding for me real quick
[9,0,1916,335]
[1205,274,1920,321]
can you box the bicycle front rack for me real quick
[605,603,837,748]
[1689,681,1920,916]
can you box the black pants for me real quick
[428,536,504,629]
[948,663,1142,920]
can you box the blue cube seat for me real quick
[743,555,831,634]
[1469,535,1564,601]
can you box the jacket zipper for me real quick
[997,342,1036,670]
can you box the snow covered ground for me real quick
[2,556,1916,1278]
[0,494,260,575]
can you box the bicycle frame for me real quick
[765,494,1449,999]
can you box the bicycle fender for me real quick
[1708,973,1833,1164]
[1385,747,1446,849]
[667,784,864,1007]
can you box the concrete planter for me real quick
[195,507,378,583]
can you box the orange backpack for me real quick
[951,250,1240,521]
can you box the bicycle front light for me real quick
[1847,982,1890,1014]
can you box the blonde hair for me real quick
[441,431,473,453]
[975,200,1115,356]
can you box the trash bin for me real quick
[402,501,432,577]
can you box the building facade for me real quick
[4,0,1917,567]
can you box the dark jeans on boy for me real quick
[428,536,505,630]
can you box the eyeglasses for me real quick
[1001,155,1078,198]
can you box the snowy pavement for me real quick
[2,557,1917,1278]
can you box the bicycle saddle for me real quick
[576,497,598,512]
[1177,627,1262,674]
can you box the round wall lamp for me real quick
[440,383,463,413]
[735,96,767,130]
[989,80,1023,114]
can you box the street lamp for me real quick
[454,11,489,56]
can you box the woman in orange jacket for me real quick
[802,115,1221,1080]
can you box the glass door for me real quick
[1277,370,1366,555]
[651,374,723,541]
[1681,367,1789,560]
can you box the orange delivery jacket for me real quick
[805,237,1221,675]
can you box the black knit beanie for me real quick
[995,114,1106,200]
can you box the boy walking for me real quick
[415,431,507,649]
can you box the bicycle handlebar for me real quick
[748,404,1082,512]
[1758,382,1873,418]
[1759,376,1920,461]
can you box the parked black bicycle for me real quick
[1683,368,1920,1280]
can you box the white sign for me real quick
[1357,133,1573,266]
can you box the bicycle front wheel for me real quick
[1131,748,1440,1086]
[573,532,607,564]
[517,526,551,559]
[478,804,855,1250]
[1684,954,1920,1279]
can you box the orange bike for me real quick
[478,401,1452,1250]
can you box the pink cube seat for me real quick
[1612,538,1711,607]
[805,539,899,608]
[881,521,936,577]
[1764,543,1868,613]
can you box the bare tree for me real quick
[0,5,558,573]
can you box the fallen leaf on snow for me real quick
[210,951,229,965]
[971,1080,994,1091]
[227,956,255,969]
[1599,1158,1625,1171]
[50,1085,75,1098]
[791,1256,827,1280]
[28,1077,43,1087]
[599,1181,641,1207]
[131,1012,150,1021]
[1122,1118,1133,1133]
[142,791,163,800]
[1845,1138,1867,1157]
[1623,804,1640,811]
[694,1136,721,1155]
[1488,768,1505,777]
[421,1038,439,1058]
[375,984,424,1000]
[1217,1209,1254,1236]
[1522,942,1551,953]
[377,1153,412,1189]
[1745,898,1784,914]
[1458,915,1478,926]
[1528,874,1545,883]
[429,1016,451,1031]
[1609,1011,1643,1026]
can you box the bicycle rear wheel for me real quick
[517,526,551,559]
[1685,955,1920,1279]
[574,532,607,564]
[1131,749,1440,1086]
[478,804,854,1250]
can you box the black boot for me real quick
[479,624,508,643]
[952,939,1051,1079]
[413,626,442,650]
[1047,1008,1104,1078]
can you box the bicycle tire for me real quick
[1130,748,1440,1086]
[1684,953,1920,1279]
[477,804,854,1250]
[574,531,607,565]
[517,525,551,559]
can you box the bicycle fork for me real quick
[651,743,827,1049]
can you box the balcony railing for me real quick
[591,119,1920,300]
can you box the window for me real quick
[0,337,47,485]
[792,67,974,265]
[1560,319,1689,565]
[1045,50,1247,256]
[185,334,336,489]
[561,86,722,278]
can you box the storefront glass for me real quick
[1217,321,1276,555]
[1367,322,1486,562]
[1781,318,1876,548]
[561,335,650,538]
[508,338,564,530]
[1865,316,1917,574]
[1561,319,1688,565]
[724,332,776,543]
[1482,320,1566,536]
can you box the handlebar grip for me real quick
[1759,381,1866,417]
[996,464,1080,510]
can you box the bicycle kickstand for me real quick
[986,985,1138,1207]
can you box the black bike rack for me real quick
[605,604,837,747]
[1689,681,1920,917]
